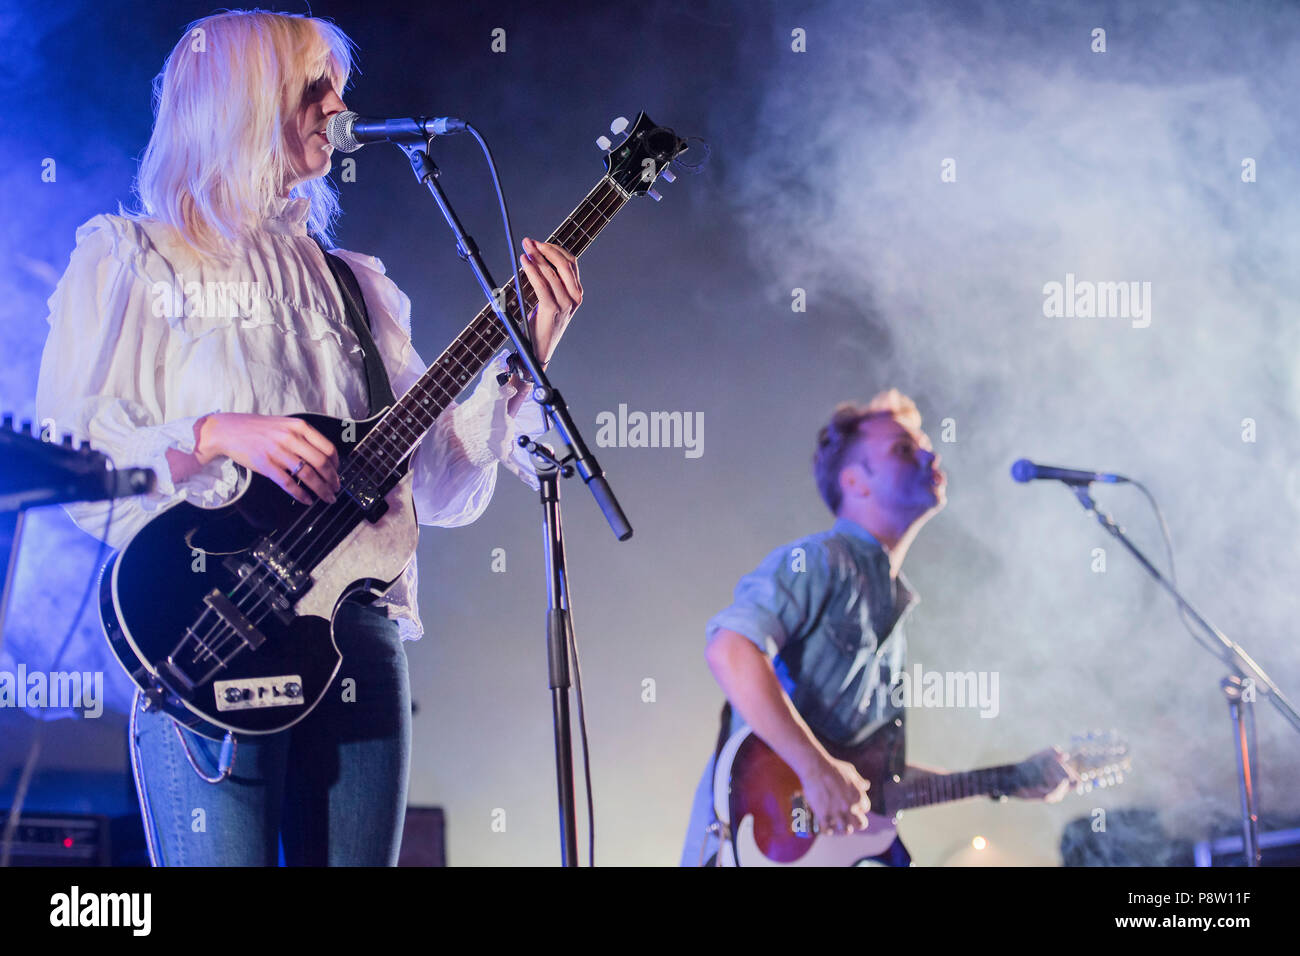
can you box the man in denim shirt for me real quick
[681,390,1070,866]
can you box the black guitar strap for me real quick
[311,236,397,416]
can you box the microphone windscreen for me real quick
[1010,459,1036,483]
[325,111,361,153]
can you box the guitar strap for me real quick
[712,701,733,766]
[312,236,397,416]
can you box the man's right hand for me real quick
[705,630,875,837]
[797,754,872,836]
[198,412,341,506]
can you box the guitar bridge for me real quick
[202,590,268,654]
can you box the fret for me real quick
[885,762,1025,812]
[561,214,595,250]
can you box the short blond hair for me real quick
[813,389,922,514]
[131,10,356,260]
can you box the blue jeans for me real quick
[129,600,411,866]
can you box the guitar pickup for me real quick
[344,473,383,511]
[250,540,310,595]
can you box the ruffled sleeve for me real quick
[332,249,545,527]
[34,215,244,550]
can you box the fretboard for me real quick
[883,764,1025,812]
[351,175,632,482]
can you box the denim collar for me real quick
[831,516,920,612]
[832,516,885,551]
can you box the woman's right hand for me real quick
[198,412,340,505]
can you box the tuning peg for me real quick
[596,135,612,151]
[610,116,629,135]
[647,188,662,202]
[61,433,74,448]
[660,167,677,184]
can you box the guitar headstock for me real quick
[1064,730,1132,793]
[597,112,688,201]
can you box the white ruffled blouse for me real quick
[35,195,543,643]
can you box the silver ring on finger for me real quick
[290,459,306,478]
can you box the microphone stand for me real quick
[399,138,631,866]
[1067,482,1300,866]
[519,440,581,866]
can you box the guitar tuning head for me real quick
[660,167,677,184]
[610,116,629,135]
[596,135,612,152]
[647,188,662,202]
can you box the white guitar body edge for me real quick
[292,470,419,619]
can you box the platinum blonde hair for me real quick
[131,10,355,260]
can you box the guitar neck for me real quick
[353,175,631,481]
[884,763,1025,812]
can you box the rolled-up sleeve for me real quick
[705,539,827,656]
[34,217,242,550]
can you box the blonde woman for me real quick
[35,10,581,865]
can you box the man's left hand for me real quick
[1010,747,1077,803]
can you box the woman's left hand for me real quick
[517,236,581,367]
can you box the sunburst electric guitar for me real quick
[713,722,1130,866]
[99,112,687,738]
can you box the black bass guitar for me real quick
[100,112,687,737]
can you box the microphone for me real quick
[325,111,467,152]
[1010,459,1129,485]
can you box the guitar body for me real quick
[99,410,417,738]
[715,721,907,867]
